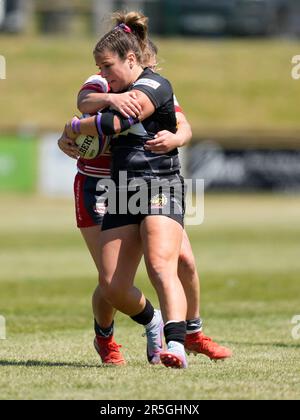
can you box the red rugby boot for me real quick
[94,335,126,366]
[185,332,232,361]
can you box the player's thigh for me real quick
[80,226,102,272]
[141,216,183,271]
[99,225,143,290]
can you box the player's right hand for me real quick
[58,130,80,160]
[108,91,142,118]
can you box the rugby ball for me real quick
[75,134,102,159]
[75,113,109,160]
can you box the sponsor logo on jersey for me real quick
[133,78,161,90]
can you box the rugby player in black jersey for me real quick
[61,12,231,368]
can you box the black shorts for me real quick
[101,174,186,231]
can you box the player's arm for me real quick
[77,89,110,114]
[144,111,192,154]
[78,90,142,118]
[77,73,142,117]
[65,90,155,139]
[175,111,193,147]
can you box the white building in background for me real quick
[39,134,77,197]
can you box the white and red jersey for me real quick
[76,73,184,178]
[174,95,183,114]
[77,74,112,178]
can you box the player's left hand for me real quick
[144,130,179,154]
[58,129,79,159]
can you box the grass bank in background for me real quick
[1,36,300,134]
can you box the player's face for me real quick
[95,50,133,93]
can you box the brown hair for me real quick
[143,38,159,69]
[94,11,148,64]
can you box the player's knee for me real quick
[178,250,197,277]
[146,257,175,289]
[98,278,122,306]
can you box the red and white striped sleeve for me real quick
[78,73,110,95]
[174,95,184,114]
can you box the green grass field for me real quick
[0,193,299,400]
[1,36,300,134]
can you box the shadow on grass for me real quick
[226,341,300,349]
[0,359,121,369]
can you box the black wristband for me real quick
[97,111,139,136]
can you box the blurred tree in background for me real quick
[1,0,300,37]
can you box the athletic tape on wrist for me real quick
[72,119,81,134]
[95,114,103,137]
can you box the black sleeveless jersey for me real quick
[110,68,180,181]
